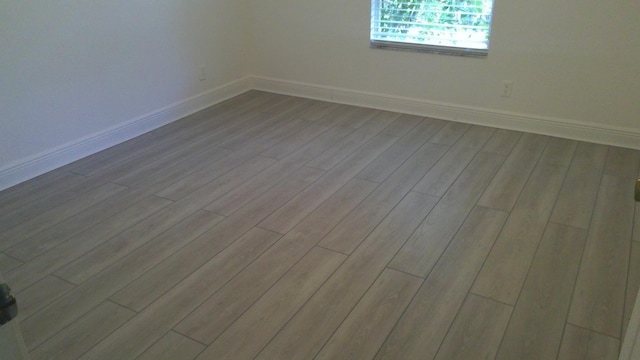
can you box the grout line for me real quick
[566,321,622,340]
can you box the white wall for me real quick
[250,0,640,135]
[2,0,639,190]
[0,1,251,189]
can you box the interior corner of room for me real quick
[2,1,639,192]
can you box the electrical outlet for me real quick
[199,67,207,81]
[502,80,513,97]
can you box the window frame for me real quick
[369,0,494,57]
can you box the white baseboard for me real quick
[0,77,251,191]
[252,76,640,151]
[3,74,639,191]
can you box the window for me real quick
[370,0,495,57]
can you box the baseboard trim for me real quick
[252,76,640,151]
[3,75,639,191]
[0,77,251,191]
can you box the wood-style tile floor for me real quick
[1,90,639,359]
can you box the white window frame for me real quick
[370,0,495,57]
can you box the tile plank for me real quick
[389,152,506,277]
[0,170,86,207]
[356,117,445,183]
[635,202,640,243]
[109,166,324,311]
[194,247,346,359]
[481,129,522,156]
[78,227,281,359]
[19,210,224,350]
[413,125,495,196]
[0,254,22,274]
[380,114,423,137]
[4,195,173,292]
[204,125,354,216]
[539,137,578,166]
[624,241,640,339]
[305,110,395,170]
[550,142,608,229]
[557,324,620,360]
[255,192,438,360]
[496,223,587,360]
[603,146,640,179]
[569,174,635,337]
[217,101,313,151]
[472,162,568,305]
[149,149,267,202]
[428,121,469,145]
[65,133,166,177]
[137,332,205,360]
[0,183,127,251]
[315,269,422,360]
[156,154,276,202]
[29,301,135,360]
[115,145,232,190]
[81,134,209,181]
[258,134,397,234]
[16,276,75,320]
[112,138,224,188]
[261,104,354,160]
[5,188,154,262]
[434,294,513,360]
[477,133,549,211]
[169,178,376,343]
[0,188,81,231]
[336,106,382,129]
[260,124,330,160]
[375,206,508,360]
[320,142,449,254]
[259,95,312,115]
[54,203,219,285]
[296,100,342,121]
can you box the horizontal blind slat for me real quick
[377,21,490,30]
[376,9,491,16]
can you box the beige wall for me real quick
[250,0,640,130]
[0,1,251,188]
[1,0,639,189]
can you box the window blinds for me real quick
[370,0,494,56]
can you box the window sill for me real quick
[370,40,488,58]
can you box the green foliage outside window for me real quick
[377,0,493,47]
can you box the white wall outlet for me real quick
[502,80,513,97]
[199,67,207,81]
